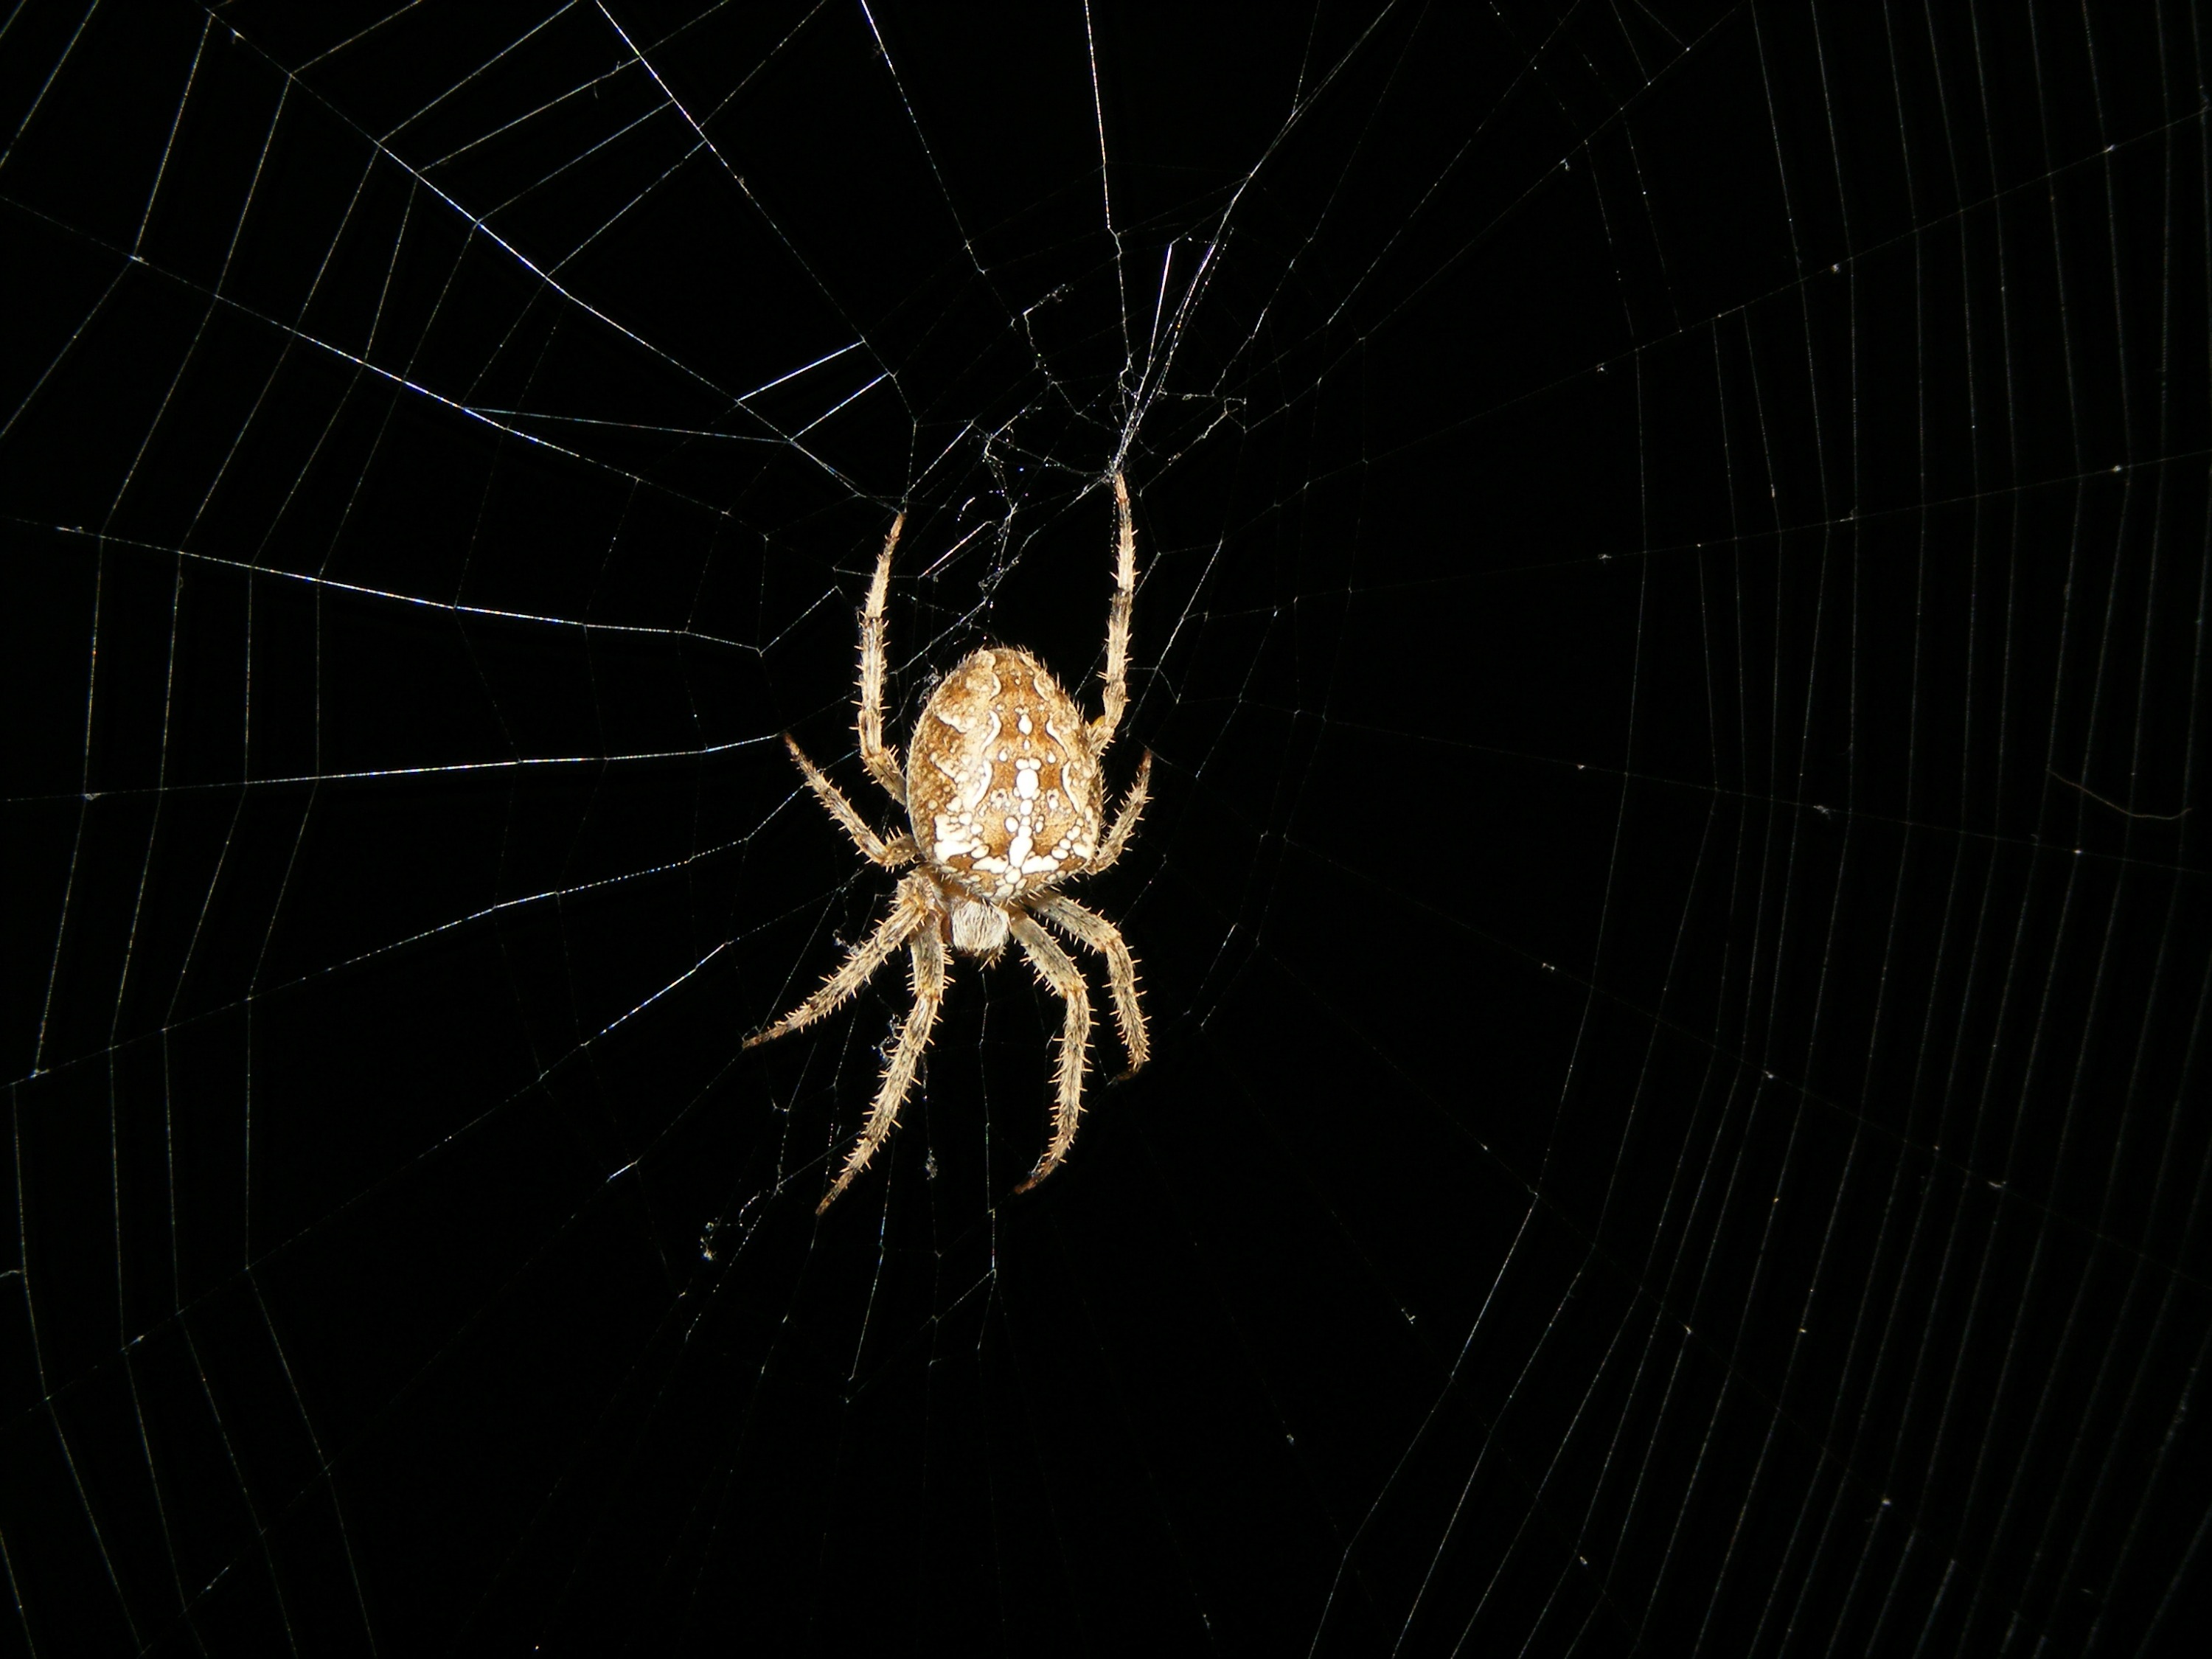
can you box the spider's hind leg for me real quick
[858,513,908,805]
[1088,472,1137,754]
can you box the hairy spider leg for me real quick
[858,512,907,804]
[1034,892,1147,1074]
[1007,911,1093,1193]
[1086,749,1150,876]
[1089,471,1137,754]
[818,922,947,1213]
[744,873,935,1050]
[779,734,915,869]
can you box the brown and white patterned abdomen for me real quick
[906,648,1104,903]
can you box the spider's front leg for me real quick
[818,922,947,1212]
[745,873,933,1050]
[858,512,908,805]
[1006,910,1093,1194]
[1034,893,1147,1076]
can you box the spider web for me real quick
[4,3,2206,1653]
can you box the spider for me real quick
[748,472,1152,1212]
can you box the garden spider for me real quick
[748,473,1152,1212]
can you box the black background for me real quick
[4,4,2207,1655]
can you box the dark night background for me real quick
[4,4,2206,1655]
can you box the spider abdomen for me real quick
[907,647,1103,902]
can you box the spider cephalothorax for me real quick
[747,473,1151,1211]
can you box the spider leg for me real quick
[1088,471,1137,754]
[1085,748,1150,876]
[1006,911,1093,1194]
[745,873,933,1050]
[818,922,947,1212]
[780,734,916,868]
[1033,893,1147,1074]
[858,512,908,806]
